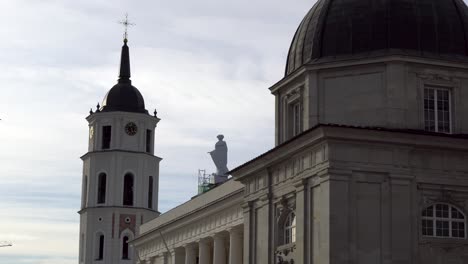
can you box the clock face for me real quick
[89,126,94,139]
[125,122,138,136]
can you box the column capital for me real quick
[184,242,197,250]
[241,200,254,210]
[293,178,309,189]
[196,237,211,245]
[227,226,243,236]
[212,232,228,241]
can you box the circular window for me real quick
[125,217,131,223]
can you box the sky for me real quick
[0,0,312,263]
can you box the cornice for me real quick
[80,149,163,160]
[230,124,468,182]
[269,54,468,93]
[77,206,160,215]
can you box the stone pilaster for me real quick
[294,179,308,264]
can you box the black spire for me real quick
[99,15,147,114]
[118,39,131,84]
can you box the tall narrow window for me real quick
[122,236,130,260]
[97,173,106,204]
[123,173,134,206]
[424,87,451,133]
[148,176,153,209]
[146,130,152,153]
[95,234,104,260]
[102,126,112,149]
[288,102,302,138]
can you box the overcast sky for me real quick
[0,0,312,263]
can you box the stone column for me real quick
[213,234,226,264]
[198,239,211,264]
[185,244,197,264]
[229,228,243,264]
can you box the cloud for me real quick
[0,203,78,261]
[0,0,314,262]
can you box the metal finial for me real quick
[89,108,94,115]
[96,103,100,112]
[154,109,158,117]
[119,13,135,41]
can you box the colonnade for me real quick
[169,227,243,264]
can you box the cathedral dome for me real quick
[286,0,468,76]
[100,39,148,114]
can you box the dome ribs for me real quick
[451,0,468,56]
[285,0,468,76]
[388,0,419,51]
[300,0,321,67]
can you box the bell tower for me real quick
[78,35,161,264]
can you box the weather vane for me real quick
[119,13,135,41]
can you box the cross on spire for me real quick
[119,13,135,42]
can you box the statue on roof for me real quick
[209,135,229,178]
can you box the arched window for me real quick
[123,173,134,206]
[122,236,130,260]
[148,176,153,209]
[95,233,104,260]
[422,203,466,238]
[284,212,296,244]
[97,173,106,204]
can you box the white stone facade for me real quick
[234,125,468,264]
[131,55,468,264]
[273,57,468,145]
[79,111,161,264]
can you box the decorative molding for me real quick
[419,186,468,212]
[275,243,296,264]
[270,144,328,187]
[285,86,303,100]
[416,73,453,82]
